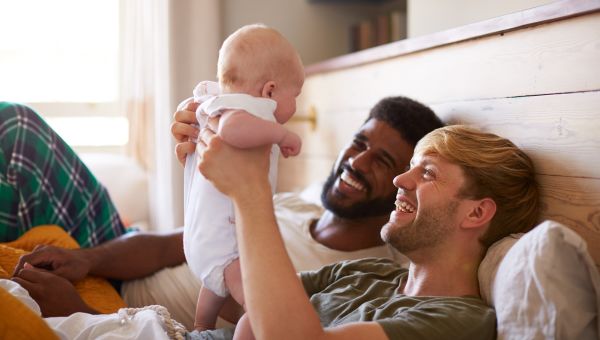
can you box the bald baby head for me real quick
[217,24,304,94]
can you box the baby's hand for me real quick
[279,131,302,158]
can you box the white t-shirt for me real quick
[274,192,406,272]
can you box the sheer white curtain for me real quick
[120,0,221,231]
[120,0,162,171]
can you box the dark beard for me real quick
[320,165,396,219]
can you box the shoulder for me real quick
[314,257,405,279]
[273,192,323,216]
[0,102,38,119]
[0,101,20,112]
[341,257,404,271]
[379,295,495,340]
[273,191,312,206]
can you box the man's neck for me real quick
[310,210,388,251]
[400,247,483,298]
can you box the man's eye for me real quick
[352,140,366,150]
[376,157,391,169]
[423,168,435,179]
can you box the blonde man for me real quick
[196,124,541,339]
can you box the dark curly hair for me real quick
[366,96,444,147]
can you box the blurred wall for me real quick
[222,0,406,65]
[155,0,221,230]
[407,0,556,38]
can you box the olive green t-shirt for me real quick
[300,257,496,340]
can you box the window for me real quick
[0,0,126,150]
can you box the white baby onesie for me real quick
[183,81,279,296]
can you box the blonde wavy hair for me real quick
[415,125,541,248]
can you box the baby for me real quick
[182,24,304,338]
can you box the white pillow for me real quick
[478,232,523,305]
[479,220,600,340]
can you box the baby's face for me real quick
[272,67,304,124]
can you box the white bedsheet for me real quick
[0,279,173,340]
[46,310,171,340]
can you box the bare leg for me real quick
[194,286,226,331]
[219,295,244,324]
[225,259,256,340]
[224,259,244,305]
[233,313,255,340]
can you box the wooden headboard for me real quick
[279,0,600,266]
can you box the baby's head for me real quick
[217,24,304,124]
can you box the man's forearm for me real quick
[233,182,325,340]
[85,229,185,280]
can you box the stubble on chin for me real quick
[383,200,458,254]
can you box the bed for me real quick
[280,1,600,338]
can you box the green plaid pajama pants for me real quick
[0,102,125,247]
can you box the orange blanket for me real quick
[0,225,126,313]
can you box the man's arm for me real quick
[13,229,185,281]
[197,129,387,340]
[11,230,185,316]
[86,229,186,280]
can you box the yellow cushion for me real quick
[0,284,58,340]
[0,225,126,313]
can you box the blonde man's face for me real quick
[381,153,469,254]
